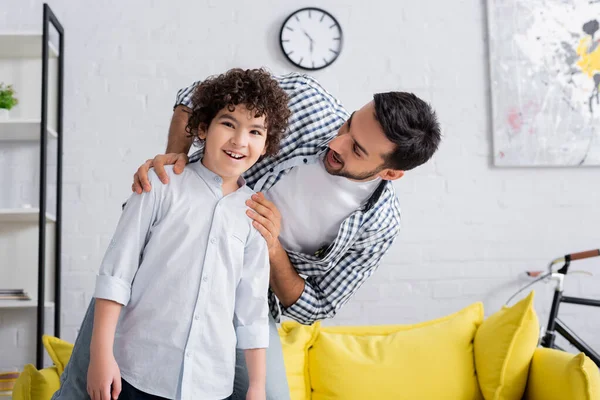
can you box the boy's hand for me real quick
[87,353,122,400]
[132,152,189,194]
[246,192,282,254]
[246,385,266,400]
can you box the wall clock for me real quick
[279,7,343,71]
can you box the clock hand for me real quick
[302,30,314,42]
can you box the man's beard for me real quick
[324,149,383,181]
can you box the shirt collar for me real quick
[188,159,247,192]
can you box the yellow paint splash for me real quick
[576,37,600,79]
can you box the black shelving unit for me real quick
[0,2,64,371]
[36,3,64,369]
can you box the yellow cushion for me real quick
[42,335,74,376]
[278,321,320,400]
[11,364,60,400]
[308,302,485,400]
[525,348,600,400]
[474,291,539,400]
[569,353,600,400]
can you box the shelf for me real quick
[0,208,56,223]
[0,120,58,141]
[0,300,54,309]
[0,33,59,59]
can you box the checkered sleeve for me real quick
[281,212,400,325]
[173,80,202,110]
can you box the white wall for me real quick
[1,0,599,370]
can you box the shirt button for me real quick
[269,168,274,173]
[194,315,200,320]
[210,237,217,244]
[303,158,308,163]
[186,351,191,358]
[213,176,220,183]
[203,276,208,282]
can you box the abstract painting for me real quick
[487,0,600,166]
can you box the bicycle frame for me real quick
[540,250,600,366]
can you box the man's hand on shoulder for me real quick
[132,153,188,194]
[246,192,282,256]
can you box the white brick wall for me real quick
[2,0,599,370]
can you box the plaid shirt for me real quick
[175,72,401,325]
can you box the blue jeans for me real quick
[51,298,290,400]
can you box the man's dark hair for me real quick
[373,92,441,171]
[186,68,291,156]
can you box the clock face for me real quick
[279,8,343,71]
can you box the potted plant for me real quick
[0,83,19,120]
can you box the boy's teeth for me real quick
[225,150,243,159]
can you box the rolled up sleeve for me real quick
[279,279,323,325]
[234,230,270,349]
[94,172,161,306]
[173,80,201,110]
[281,227,399,325]
[235,324,268,350]
[94,274,132,306]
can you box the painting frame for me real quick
[486,0,600,167]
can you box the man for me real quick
[53,71,441,400]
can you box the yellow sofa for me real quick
[12,292,600,400]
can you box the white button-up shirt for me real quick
[93,160,270,400]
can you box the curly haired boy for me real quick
[85,68,290,400]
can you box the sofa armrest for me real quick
[525,347,600,400]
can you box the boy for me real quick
[86,68,291,400]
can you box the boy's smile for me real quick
[223,149,246,159]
